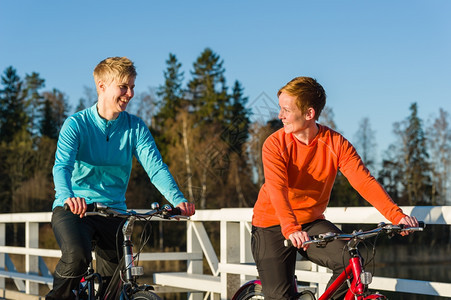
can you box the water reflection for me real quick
[374,262,451,282]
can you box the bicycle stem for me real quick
[123,216,136,238]
[123,216,136,282]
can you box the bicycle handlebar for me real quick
[63,202,188,220]
[284,221,425,248]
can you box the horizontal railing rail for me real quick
[0,206,450,299]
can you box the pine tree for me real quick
[39,89,69,139]
[427,108,451,205]
[188,48,229,125]
[152,53,186,164]
[353,117,377,172]
[222,80,251,156]
[23,72,45,137]
[184,48,230,207]
[0,66,28,143]
[222,81,254,207]
[378,145,403,203]
[393,103,432,205]
[40,98,58,139]
[0,67,30,213]
[156,53,184,123]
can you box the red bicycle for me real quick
[232,222,424,300]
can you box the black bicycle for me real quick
[64,202,187,300]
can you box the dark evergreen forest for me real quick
[1,48,449,213]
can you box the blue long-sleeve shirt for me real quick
[52,104,187,210]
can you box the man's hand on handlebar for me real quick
[176,202,195,217]
[288,230,310,251]
[397,215,419,236]
[64,197,87,218]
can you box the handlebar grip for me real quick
[399,221,425,230]
[171,207,182,216]
[284,239,314,248]
[63,203,96,212]
[284,239,292,247]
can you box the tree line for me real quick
[0,48,450,214]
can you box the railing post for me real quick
[240,221,254,282]
[25,221,39,295]
[187,221,203,300]
[316,265,329,296]
[221,220,241,300]
[0,222,5,291]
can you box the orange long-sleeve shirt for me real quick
[252,124,405,239]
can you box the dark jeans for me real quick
[46,206,124,300]
[251,220,351,300]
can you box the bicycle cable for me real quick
[134,216,153,266]
[367,229,381,278]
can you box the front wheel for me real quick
[131,291,162,300]
[233,282,264,300]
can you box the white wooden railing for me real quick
[0,206,450,299]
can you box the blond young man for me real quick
[47,57,195,299]
[251,77,418,300]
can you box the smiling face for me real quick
[278,92,317,142]
[278,92,306,134]
[97,76,135,120]
[93,57,137,120]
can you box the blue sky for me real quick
[1,0,450,163]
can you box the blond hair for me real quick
[278,77,326,120]
[93,57,137,88]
